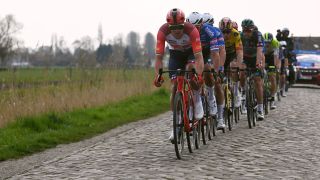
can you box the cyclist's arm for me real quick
[155,54,163,74]
[256,31,264,66]
[211,50,220,72]
[194,52,204,75]
[219,45,226,67]
[236,42,243,66]
[256,46,264,66]
[155,28,166,75]
[190,28,203,75]
[273,48,279,69]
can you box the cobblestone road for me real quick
[4,85,320,179]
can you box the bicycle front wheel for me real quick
[173,92,186,159]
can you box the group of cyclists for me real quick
[154,8,294,142]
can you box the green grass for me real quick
[0,67,152,84]
[0,88,170,161]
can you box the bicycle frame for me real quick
[158,69,199,133]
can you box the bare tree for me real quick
[0,14,23,66]
[126,31,142,66]
[144,32,155,67]
[73,36,96,67]
[98,23,103,45]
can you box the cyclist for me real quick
[279,41,289,97]
[232,21,238,31]
[219,17,243,109]
[187,12,226,129]
[276,28,296,88]
[239,19,265,120]
[202,13,227,71]
[262,32,279,109]
[154,8,204,142]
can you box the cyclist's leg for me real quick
[202,47,217,116]
[239,61,248,114]
[279,60,287,97]
[230,59,241,107]
[253,66,264,120]
[268,73,276,96]
[185,49,203,120]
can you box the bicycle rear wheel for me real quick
[224,86,233,131]
[246,84,253,129]
[263,89,269,115]
[173,93,187,159]
[252,89,257,127]
[201,95,208,144]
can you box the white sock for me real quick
[234,81,239,96]
[193,89,201,103]
[218,105,224,119]
[258,104,263,112]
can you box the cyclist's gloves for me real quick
[154,75,164,87]
[218,66,225,80]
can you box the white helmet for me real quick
[186,12,203,26]
[202,13,214,24]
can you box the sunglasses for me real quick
[243,28,253,33]
[222,29,231,34]
[169,24,184,31]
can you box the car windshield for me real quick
[297,54,320,63]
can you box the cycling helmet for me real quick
[232,21,238,30]
[219,17,233,31]
[166,8,185,25]
[282,27,289,33]
[241,19,255,29]
[263,32,273,42]
[202,13,214,24]
[282,27,290,37]
[186,12,203,26]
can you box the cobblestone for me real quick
[4,85,320,179]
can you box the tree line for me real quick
[0,15,156,68]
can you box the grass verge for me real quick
[0,88,169,161]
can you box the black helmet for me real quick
[241,19,255,29]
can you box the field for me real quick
[0,67,169,127]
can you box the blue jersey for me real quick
[200,23,225,52]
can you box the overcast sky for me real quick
[1,0,319,48]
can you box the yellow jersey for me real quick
[224,28,242,61]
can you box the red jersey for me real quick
[155,22,202,55]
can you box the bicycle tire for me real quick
[186,92,195,152]
[201,95,208,144]
[246,84,252,129]
[188,93,200,150]
[211,115,217,137]
[264,90,269,115]
[234,107,240,123]
[173,92,186,159]
[277,91,281,101]
[224,85,233,131]
[252,89,257,127]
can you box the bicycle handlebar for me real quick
[158,68,197,76]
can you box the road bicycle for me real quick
[222,69,235,132]
[241,68,261,129]
[157,68,202,159]
[263,66,276,115]
[201,70,217,144]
